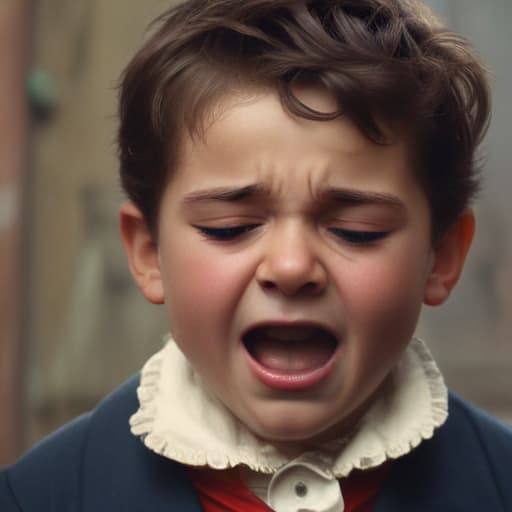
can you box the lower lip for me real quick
[243,346,339,391]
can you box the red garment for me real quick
[188,464,390,512]
[339,465,391,512]
[188,468,272,512]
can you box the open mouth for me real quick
[242,324,339,389]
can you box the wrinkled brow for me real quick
[320,187,405,210]
[182,183,271,203]
[182,183,405,211]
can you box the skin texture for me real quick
[120,89,474,454]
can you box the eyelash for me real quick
[195,225,260,241]
[195,224,388,244]
[327,228,388,244]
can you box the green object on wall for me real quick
[27,69,58,120]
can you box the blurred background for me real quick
[0,0,510,466]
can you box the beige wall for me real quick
[26,0,175,445]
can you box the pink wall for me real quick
[0,0,27,466]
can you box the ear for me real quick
[423,209,475,306]
[119,201,164,304]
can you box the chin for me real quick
[244,406,345,448]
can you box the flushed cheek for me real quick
[161,248,251,339]
[336,260,426,405]
[343,258,428,337]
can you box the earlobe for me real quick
[423,209,475,306]
[119,201,165,304]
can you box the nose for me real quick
[255,223,327,297]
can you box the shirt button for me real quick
[268,465,344,512]
[294,481,308,497]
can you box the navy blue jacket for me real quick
[1,375,511,511]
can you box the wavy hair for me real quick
[118,0,490,241]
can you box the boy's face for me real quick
[123,89,469,451]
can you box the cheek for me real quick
[338,253,431,395]
[160,245,252,336]
[343,251,430,337]
[176,255,227,303]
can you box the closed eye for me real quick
[194,224,260,241]
[328,228,389,244]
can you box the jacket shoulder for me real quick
[376,392,512,511]
[0,411,92,511]
[0,376,139,511]
[0,374,202,512]
[449,393,512,498]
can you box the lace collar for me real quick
[130,336,447,477]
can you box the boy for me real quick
[2,0,511,510]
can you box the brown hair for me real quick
[118,0,490,241]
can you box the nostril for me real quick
[256,256,328,296]
[301,282,319,294]
[261,280,276,291]
[259,279,321,296]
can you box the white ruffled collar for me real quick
[130,336,447,477]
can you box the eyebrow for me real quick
[182,183,405,210]
[182,184,270,204]
[321,187,405,210]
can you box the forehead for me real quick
[173,88,418,201]
[189,88,373,154]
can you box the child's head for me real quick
[118,0,489,242]
[119,0,490,450]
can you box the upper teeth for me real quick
[263,326,317,342]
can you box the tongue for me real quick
[251,337,334,372]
